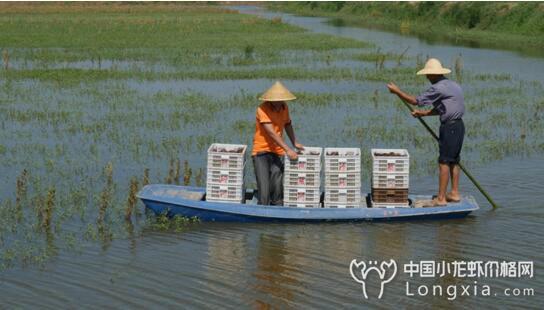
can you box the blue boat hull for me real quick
[137,185,479,223]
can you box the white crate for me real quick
[324,188,361,204]
[284,202,321,208]
[325,172,361,188]
[206,184,244,202]
[284,147,322,172]
[284,186,321,203]
[324,203,360,208]
[284,171,320,187]
[324,147,361,173]
[207,168,244,185]
[372,173,409,189]
[371,148,409,174]
[207,143,247,170]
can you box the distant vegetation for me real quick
[268,2,544,51]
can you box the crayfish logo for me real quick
[349,259,397,299]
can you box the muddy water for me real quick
[1,6,543,309]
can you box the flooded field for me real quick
[0,4,543,308]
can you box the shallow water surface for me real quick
[1,158,543,308]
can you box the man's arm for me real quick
[262,123,298,159]
[285,123,304,150]
[386,82,418,106]
[412,108,439,117]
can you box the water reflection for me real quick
[253,233,298,308]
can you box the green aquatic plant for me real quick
[2,50,8,70]
[244,45,255,59]
[148,212,200,232]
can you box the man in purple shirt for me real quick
[387,58,465,206]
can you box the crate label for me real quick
[387,162,395,172]
[339,176,347,187]
[298,176,306,185]
[297,191,305,201]
[297,159,306,169]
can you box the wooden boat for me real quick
[137,184,479,222]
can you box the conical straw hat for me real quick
[416,58,451,75]
[258,81,296,102]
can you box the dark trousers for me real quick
[253,152,284,206]
[438,119,465,164]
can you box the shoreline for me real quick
[266,2,544,57]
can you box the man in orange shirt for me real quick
[252,81,304,206]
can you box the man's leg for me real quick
[437,163,449,205]
[253,154,271,205]
[447,120,464,202]
[436,123,449,205]
[448,164,461,201]
[269,154,284,205]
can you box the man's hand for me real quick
[411,110,426,118]
[386,82,401,94]
[286,149,298,161]
[294,142,304,151]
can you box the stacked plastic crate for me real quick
[371,149,410,207]
[206,143,247,203]
[324,148,361,208]
[283,147,322,208]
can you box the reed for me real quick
[174,159,181,185]
[195,168,204,187]
[15,169,29,222]
[397,46,410,66]
[183,160,192,186]
[125,177,139,222]
[43,188,55,231]
[165,158,175,184]
[455,54,463,82]
[98,162,113,225]
[143,168,150,186]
